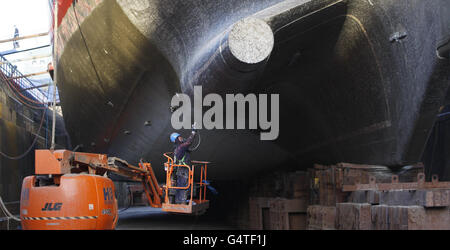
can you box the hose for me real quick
[0,62,49,159]
[1,72,47,105]
[0,70,46,105]
[0,72,46,110]
[0,106,46,160]
[0,196,20,222]
[72,2,104,90]
[188,130,201,152]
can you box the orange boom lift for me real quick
[20,149,211,230]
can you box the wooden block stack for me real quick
[245,171,311,230]
[311,164,348,206]
[311,163,424,206]
[371,205,411,230]
[335,203,372,230]
[307,162,450,230]
[248,197,264,230]
[350,189,450,207]
[370,205,450,230]
[306,205,336,230]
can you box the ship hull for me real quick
[55,0,450,179]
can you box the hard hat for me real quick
[170,132,180,143]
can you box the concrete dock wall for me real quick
[0,79,68,230]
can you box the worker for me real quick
[13,25,19,49]
[170,125,197,204]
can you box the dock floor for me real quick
[116,206,237,230]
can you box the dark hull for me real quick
[56,0,450,180]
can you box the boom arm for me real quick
[34,149,210,214]
[35,150,163,208]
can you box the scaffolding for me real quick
[0,53,56,105]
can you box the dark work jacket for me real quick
[174,132,195,165]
